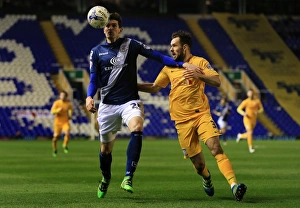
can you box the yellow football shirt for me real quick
[154,56,219,122]
[51,100,73,124]
[238,98,263,119]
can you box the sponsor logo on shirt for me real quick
[99,52,109,56]
[206,64,213,70]
[104,63,128,71]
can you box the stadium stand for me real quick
[0,13,298,139]
[268,16,300,61]
[198,17,300,137]
[0,15,93,139]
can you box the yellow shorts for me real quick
[175,113,220,158]
[243,117,257,131]
[53,122,70,136]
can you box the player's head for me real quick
[220,97,227,105]
[170,30,193,62]
[104,12,123,43]
[60,90,68,101]
[247,89,254,99]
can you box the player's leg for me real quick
[190,153,214,196]
[218,119,227,145]
[62,123,70,153]
[96,103,121,198]
[175,119,214,196]
[121,100,145,193]
[52,124,62,157]
[236,118,250,142]
[98,136,115,198]
[220,126,227,145]
[246,120,256,153]
[199,114,247,201]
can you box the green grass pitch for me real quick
[0,139,299,208]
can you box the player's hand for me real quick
[86,97,96,113]
[183,68,204,79]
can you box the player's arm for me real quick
[50,102,61,114]
[68,104,73,119]
[258,100,264,114]
[212,106,220,116]
[213,111,221,116]
[183,67,221,87]
[136,40,199,69]
[138,67,169,93]
[86,49,98,113]
[137,83,162,93]
[86,73,97,114]
[237,101,248,117]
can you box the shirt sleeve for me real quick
[87,72,98,97]
[89,48,98,74]
[133,39,184,67]
[154,67,170,88]
[201,58,219,76]
[87,48,99,98]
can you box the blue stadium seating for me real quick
[0,15,91,138]
[198,18,299,136]
[0,14,298,139]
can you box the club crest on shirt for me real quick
[110,53,125,65]
[206,64,213,70]
[120,44,129,53]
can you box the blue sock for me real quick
[125,131,143,177]
[99,152,112,181]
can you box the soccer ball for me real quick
[87,6,109,29]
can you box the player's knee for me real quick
[128,116,144,131]
[101,141,114,154]
[206,137,223,156]
[129,122,143,132]
[210,143,224,156]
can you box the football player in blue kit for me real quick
[213,97,231,145]
[85,12,198,198]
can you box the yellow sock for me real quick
[52,138,57,150]
[215,154,237,186]
[247,134,253,148]
[63,135,69,147]
[193,164,210,178]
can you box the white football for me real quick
[87,6,109,29]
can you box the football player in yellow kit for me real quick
[138,30,247,201]
[236,89,264,153]
[51,90,73,157]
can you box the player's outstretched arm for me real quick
[137,83,162,93]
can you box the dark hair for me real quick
[171,30,193,49]
[221,97,228,102]
[109,12,122,28]
[61,90,68,97]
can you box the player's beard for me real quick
[174,48,185,62]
